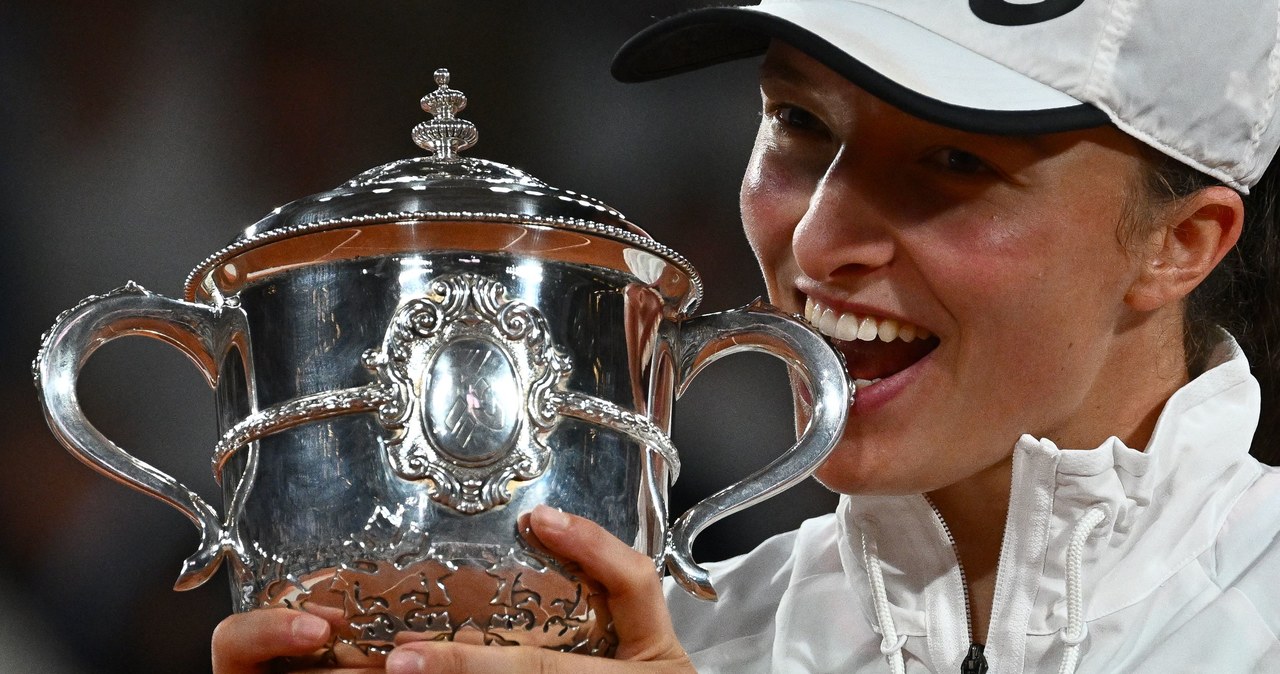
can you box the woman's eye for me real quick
[928,148,992,175]
[770,105,825,134]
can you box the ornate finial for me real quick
[412,68,478,160]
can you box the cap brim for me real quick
[613,3,1108,136]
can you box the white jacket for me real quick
[666,338,1280,673]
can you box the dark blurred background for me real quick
[0,1,839,672]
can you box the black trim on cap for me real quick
[613,6,1109,136]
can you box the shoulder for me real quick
[1101,467,1280,672]
[1205,462,1280,618]
[1128,461,1280,669]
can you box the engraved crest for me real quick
[425,337,521,465]
[363,273,572,513]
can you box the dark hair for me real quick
[1141,154,1280,465]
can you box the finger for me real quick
[386,640,691,674]
[211,608,331,674]
[525,505,683,659]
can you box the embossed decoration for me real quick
[212,384,394,479]
[259,546,617,659]
[207,285,680,492]
[363,273,573,513]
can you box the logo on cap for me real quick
[970,0,1086,26]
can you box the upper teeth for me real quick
[804,298,932,343]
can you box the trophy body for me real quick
[215,250,675,656]
[34,71,849,661]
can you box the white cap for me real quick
[614,0,1280,192]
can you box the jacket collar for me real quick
[836,335,1263,667]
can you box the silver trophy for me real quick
[34,70,849,660]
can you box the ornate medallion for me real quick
[362,273,572,513]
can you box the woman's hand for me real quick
[211,606,383,673]
[383,504,694,674]
[211,504,695,673]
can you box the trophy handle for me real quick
[665,299,850,600]
[33,282,242,590]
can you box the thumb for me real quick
[523,505,686,661]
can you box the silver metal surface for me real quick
[34,282,251,591]
[32,72,850,660]
[412,69,478,160]
[664,300,850,600]
[182,68,703,309]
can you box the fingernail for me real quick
[386,648,427,674]
[534,504,570,533]
[291,613,328,643]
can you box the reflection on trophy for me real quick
[34,69,849,661]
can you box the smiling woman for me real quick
[211,1,1280,673]
[742,42,1189,498]
[615,2,1280,672]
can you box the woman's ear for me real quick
[1125,185,1244,312]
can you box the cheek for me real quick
[741,150,812,274]
[919,209,1136,394]
[923,203,1132,315]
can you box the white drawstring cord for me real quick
[1058,506,1108,674]
[861,530,907,674]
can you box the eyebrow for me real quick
[758,56,816,89]
[756,47,1065,161]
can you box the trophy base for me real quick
[256,554,617,661]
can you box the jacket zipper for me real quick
[961,643,989,674]
[923,494,990,674]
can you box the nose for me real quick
[791,156,896,283]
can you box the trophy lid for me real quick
[184,69,701,309]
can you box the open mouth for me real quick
[804,298,940,388]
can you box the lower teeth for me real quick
[852,378,882,388]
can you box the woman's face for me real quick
[744,42,1167,495]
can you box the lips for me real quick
[804,298,939,386]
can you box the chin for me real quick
[812,443,917,496]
